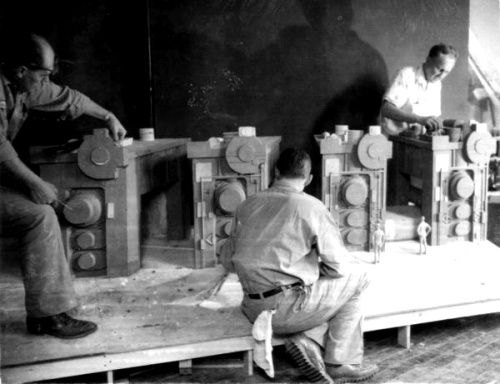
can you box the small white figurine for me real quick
[372,222,385,264]
[417,216,432,255]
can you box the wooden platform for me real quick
[2,240,500,383]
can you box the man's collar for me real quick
[271,179,305,192]
[0,71,17,94]
[416,64,428,86]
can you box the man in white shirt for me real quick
[381,44,458,136]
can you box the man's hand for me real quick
[418,116,442,131]
[105,113,127,141]
[29,180,58,205]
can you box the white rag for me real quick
[251,309,276,378]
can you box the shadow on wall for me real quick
[152,0,389,194]
[249,0,389,145]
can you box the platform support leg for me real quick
[244,350,254,376]
[107,370,114,384]
[397,325,411,349]
[179,359,193,375]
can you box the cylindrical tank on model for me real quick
[214,180,246,215]
[63,192,103,227]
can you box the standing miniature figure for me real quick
[372,222,385,263]
[417,216,432,255]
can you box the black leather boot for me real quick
[27,312,98,339]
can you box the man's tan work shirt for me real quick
[221,179,350,295]
[0,71,96,165]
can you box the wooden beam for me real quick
[244,350,254,376]
[363,299,500,332]
[178,359,192,375]
[2,336,256,384]
[397,326,411,349]
[107,370,114,384]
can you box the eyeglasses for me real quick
[26,58,59,75]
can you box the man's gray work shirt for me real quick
[0,71,95,165]
[221,179,350,295]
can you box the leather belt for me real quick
[247,281,302,300]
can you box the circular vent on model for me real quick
[214,181,246,215]
[63,192,102,227]
[449,171,474,201]
[341,176,368,207]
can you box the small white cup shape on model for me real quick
[369,125,381,135]
[140,128,155,141]
[335,125,349,142]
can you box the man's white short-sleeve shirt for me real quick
[382,65,441,135]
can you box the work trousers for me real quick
[241,265,371,365]
[0,187,77,317]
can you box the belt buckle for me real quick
[247,291,265,300]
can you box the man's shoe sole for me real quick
[331,368,379,384]
[286,341,333,383]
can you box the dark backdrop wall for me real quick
[1,0,469,163]
[150,0,390,155]
[0,0,151,152]
[150,0,469,162]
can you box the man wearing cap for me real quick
[220,148,378,383]
[0,33,126,338]
[381,43,458,136]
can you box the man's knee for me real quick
[32,204,58,225]
[23,204,60,239]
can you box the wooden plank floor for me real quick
[139,314,500,384]
[2,240,500,383]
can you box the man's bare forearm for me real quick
[0,157,43,190]
[0,157,59,205]
[381,101,423,124]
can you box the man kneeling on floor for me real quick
[220,148,378,383]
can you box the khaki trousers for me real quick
[241,265,371,365]
[0,187,77,317]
